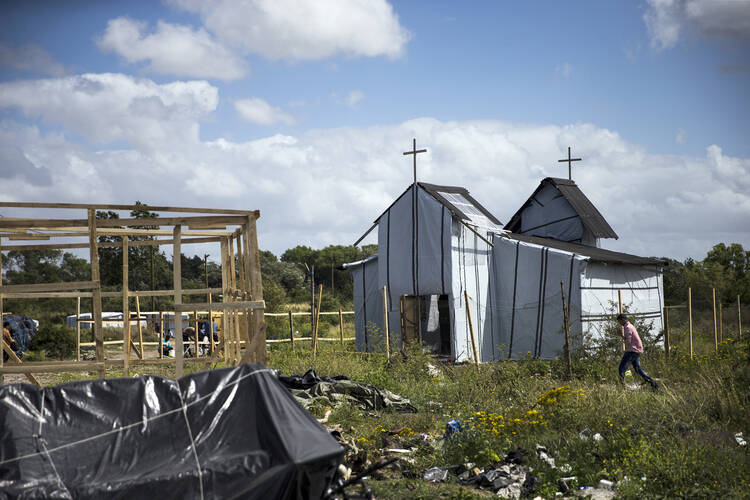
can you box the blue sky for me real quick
[1,0,749,260]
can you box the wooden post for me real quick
[312,284,323,357]
[464,290,479,368]
[560,281,572,380]
[194,309,199,357]
[159,311,164,359]
[382,286,390,359]
[220,238,229,363]
[76,296,81,362]
[242,214,265,364]
[122,235,130,376]
[88,209,105,378]
[2,339,40,386]
[136,296,144,358]
[738,295,743,340]
[664,306,670,362]
[288,310,295,351]
[235,233,248,361]
[208,292,214,355]
[338,308,344,346]
[618,289,625,352]
[712,288,718,353]
[173,225,184,378]
[688,287,693,359]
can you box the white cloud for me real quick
[0,73,217,149]
[1,76,748,260]
[0,43,67,77]
[97,17,247,80]
[234,98,296,126]
[675,128,687,144]
[556,62,572,78]
[168,0,410,60]
[344,90,366,107]
[644,0,750,50]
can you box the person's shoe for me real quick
[650,380,659,390]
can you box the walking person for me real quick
[617,313,658,389]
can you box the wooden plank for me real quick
[122,235,130,377]
[0,201,257,215]
[174,225,184,378]
[220,238,229,362]
[0,281,98,293]
[88,209,105,378]
[95,215,249,228]
[101,287,222,298]
[8,234,50,240]
[0,236,223,252]
[159,311,164,359]
[76,297,81,362]
[229,237,239,364]
[465,290,479,368]
[136,296,144,358]
[339,308,344,346]
[3,291,94,299]
[0,361,105,374]
[312,284,323,357]
[2,340,41,385]
[242,215,266,364]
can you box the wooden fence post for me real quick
[560,281,572,380]
[338,308,344,346]
[382,286,390,359]
[464,290,479,368]
[664,306,670,361]
[173,225,183,378]
[312,284,323,357]
[137,296,145,358]
[88,208,105,378]
[76,296,81,362]
[288,310,295,351]
[712,288,718,353]
[122,236,130,376]
[688,287,693,359]
[159,311,164,359]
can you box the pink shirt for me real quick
[623,322,643,353]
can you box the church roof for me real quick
[504,177,618,239]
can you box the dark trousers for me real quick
[619,351,654,384]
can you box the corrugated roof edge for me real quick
[503,233,667,267]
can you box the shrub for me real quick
[30,323,76,360]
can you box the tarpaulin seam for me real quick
[0,368,276,468]
[537,248,549,358]
[487,234,496,361]
[177,389,205,500]
[473,231,481,362]
[440,206,445,295]
[362,262,368,351]
[534,248,545,357]
[387,211,391,307]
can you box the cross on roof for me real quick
[558,146,582,180]
[403,138,427,184]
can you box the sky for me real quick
[0,0,749,262]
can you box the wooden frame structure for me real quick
[0,202,265,385]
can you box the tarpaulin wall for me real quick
[580,262,664,341]
[515,183,597,246]
[0,364,343,499]
[348,256,384,352]
[377,185,453,349]
[488,236,588,360]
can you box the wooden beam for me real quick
[242,215,266,364]
[0,361,105,374]
[0,281,98,293]
[0,201,257,215]
[100,287,222,298]
[0,236,223,252]
[2,292,94,299]
[8,234,50,240]
[173,225,184,378]
[353,222,378,247]
[122,235,130,377]
[88,209,105,378]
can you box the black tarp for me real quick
[0,364,344,499]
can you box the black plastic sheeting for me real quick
[0,364,344,499]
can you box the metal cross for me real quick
[558,146,582,180]
[403,138,427,184]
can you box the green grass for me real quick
[33,329,750,498]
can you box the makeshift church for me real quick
[344,148,665,362]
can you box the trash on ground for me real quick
[735,432,747,447]
[444,419,463,438]
[423,466,449,482]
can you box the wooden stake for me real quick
[688,287,693,359]
[464,290,479,367]
[339,308,344,346]
[76,296,81,362]
[173,225,184,378]
[122,236,130,376]
[220,238,229,362]
[382,286,390,359]
[618,289,625,352]
[2,340,41,386]
[312,284,323,357]
[664,306,670,362]
[560,281,572,380]
[159,311,164,359]
[194,310,199,357]
[738,295,743,340]
[88,209,105,378]
[242,214,265,364]
[712,288,718,353]
[288,310,295,351]
[136,296,144,359]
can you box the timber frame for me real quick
[0,202,265,385]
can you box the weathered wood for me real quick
[339,308,344,346]
[0,361,105,374]
[8,234,50,240]
[0,281,98,293]
[242,215,266,364]
[101,288,222,298]
[0,201,256,215]
[220,238,229,363]
[312,284,323,357]
[464,290,479,368]
[2,340,41,385]
[136,296,145,359]
[122,235,130,377]
[173,225,184,378]
[76,297,81,362]
[159,311,164,359]
[353,222,378,247]
[88,209,105,378]
[289,310,295,351]
[382,286,390,359]
[3,291,94,299]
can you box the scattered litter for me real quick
[422,466,449,483]
[598,479,614,490]
[536,444,556,468]
[735,432,747,447]
[426,363,442,378]
[444,419,463,438]
[593,433,603,442]
[579,428,591,440]
[386,448,411,454]
[558,476,577,493]
[317,408,332,424]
